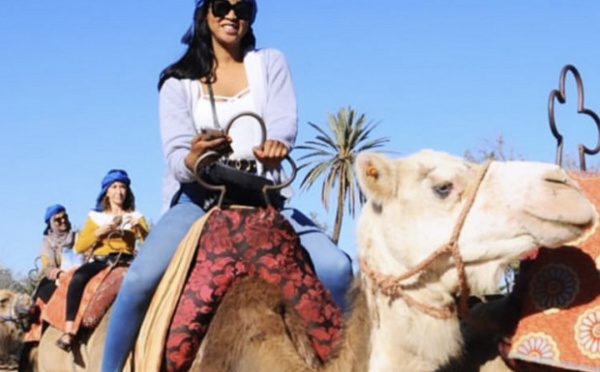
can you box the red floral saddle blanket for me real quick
[43,265,127,333]
[508,172,600,371]
[162,207,342,372]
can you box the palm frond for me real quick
[299,137,337,150]
[298,160,335,191]
[296,151,334,162]
[307,122,337,148]
[346,114,367,149]
[321,162,341,210]
[355,138,390,153]
[343,163,358,216]
[353,121,381,144]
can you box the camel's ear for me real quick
[355,153,396,201]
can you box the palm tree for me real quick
[296,107,389,244]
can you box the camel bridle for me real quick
[360,159,493,320]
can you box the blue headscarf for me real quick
[44,204,66,224]
[181,0,258,45]
[95,169,131,211]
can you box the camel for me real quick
[36,150,595,372]
[0,289,31,370]
[191,150,596,372]
[36,310,109,372]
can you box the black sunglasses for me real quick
[53,215,68,223]
[211,0,254,21]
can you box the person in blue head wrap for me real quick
[55,169,149,352]
[94,169,132,212]
[34,204,77,304]
[102,1,352,370]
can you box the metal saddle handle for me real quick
[193,111,297,208]
[548,64,600,170]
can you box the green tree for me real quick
[296,107,389,244]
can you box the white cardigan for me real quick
[159,48,298,212]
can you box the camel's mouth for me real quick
[463,215,595,295]
[519,247,540,261]
[522,183,597,247]
[559,214,598,246]
[529,211,597,249]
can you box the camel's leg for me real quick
[18,341,38,372]
[38,326,75,372]
[37,312,110,372]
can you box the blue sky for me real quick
[2,1,600,275]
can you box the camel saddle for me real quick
[507,172,600,372]
[22,297,45,342]
[43,265,127,334]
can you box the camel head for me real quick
[0,289,31,321]
[355,150,596,296]
[0,290,16,317]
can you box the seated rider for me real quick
[101,1,353,371]
[34,204,78,304]
[55,169,149,352]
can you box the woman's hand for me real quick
[122,215,138,228]
[95,220,120,239]
[47,267,63,281]
[253,140,288,169]
[184,132,233,172]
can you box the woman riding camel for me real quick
[102,1,352,370]
[55,169,149,352]
[35,204,77,304]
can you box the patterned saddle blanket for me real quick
[133,207,342,372]
[43,265,127,333]
[507,172,600,372]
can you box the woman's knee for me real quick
[312,245,352,275]
[322,252,353,284]
[331,251,353,278]
[119,264,162,301]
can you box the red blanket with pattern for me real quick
[161,207,342,372]
[43,265,127,333]
[508,172,600,372]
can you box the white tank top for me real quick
[193,83,263,161]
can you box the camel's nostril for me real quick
[544,177,567,185]
[542,168,570,186]
[578,219,595,232]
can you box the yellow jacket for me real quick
[75,211,149,256]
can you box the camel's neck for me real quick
[363,276,463,372]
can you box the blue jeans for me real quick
[101,188,353,372]
[278,208,353,310]
[101,192,204,372]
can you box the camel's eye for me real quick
[433,182,453,199]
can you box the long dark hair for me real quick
[158,3,257,90]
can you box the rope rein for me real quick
[360,159,492,319]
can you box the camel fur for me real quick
[36,309,111,372]
[0,289,31,369]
